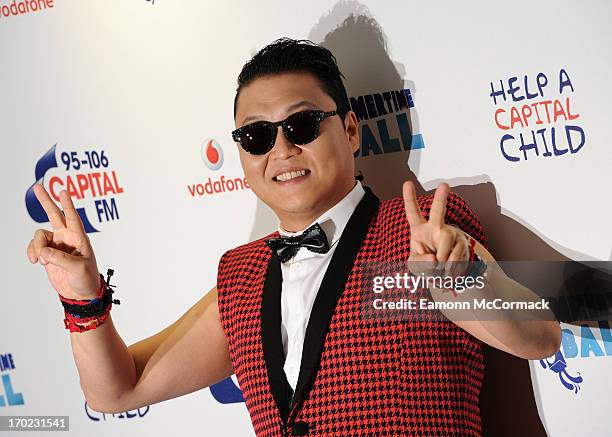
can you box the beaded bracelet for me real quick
[463,235,488,279]
[58,269,120,333]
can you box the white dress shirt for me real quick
[278,181,365,392]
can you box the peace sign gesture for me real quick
[26,184,102,299]
[403,181,469,276]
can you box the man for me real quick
[27,38,561,436]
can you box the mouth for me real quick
[272,169,311,183]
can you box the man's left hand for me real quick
[403,181,469,277]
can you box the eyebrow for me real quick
[239,100,320,126]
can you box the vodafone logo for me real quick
[201,139,224,171]
[187,139,250,199]
[0,0,54,19]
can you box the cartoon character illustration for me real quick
[540,351,583,394]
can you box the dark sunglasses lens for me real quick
[284,112,320,144]
[240,123,274,155]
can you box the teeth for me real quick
[275,170,307,181]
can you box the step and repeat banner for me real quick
[2,1,611,436]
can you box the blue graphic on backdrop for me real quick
[540,350,583,394]
[0,353,24,407]
[538,322,612,393]
[350,88,425,157]
[560,321,612,358]
[209,377,244,404]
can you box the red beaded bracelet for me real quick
[63,305,113,333]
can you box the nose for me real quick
[269,125,301,159]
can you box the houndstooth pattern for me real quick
[217,191,488,436]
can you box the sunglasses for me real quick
[231,109,342,155]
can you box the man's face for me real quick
[234,71,360,230]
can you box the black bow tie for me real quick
[265,223,331,263]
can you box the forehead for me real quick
[235,71,335,125]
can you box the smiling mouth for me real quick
[273,169,311,182]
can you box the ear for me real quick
[344,111,360,154]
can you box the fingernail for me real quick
[41,248,52,259]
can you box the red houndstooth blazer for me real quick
[216,186,488,436]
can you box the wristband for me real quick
[58,269,120,333]
[448,224,487,278]
[463,235,487,279]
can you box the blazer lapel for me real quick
[289,186,380,416]
[260,249,294,424]
[260,186,380,425]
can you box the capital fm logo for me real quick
[188,138,251,199]
[25,144,125,233]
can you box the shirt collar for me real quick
[277,180,366,248]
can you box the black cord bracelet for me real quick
[60,269,121,317]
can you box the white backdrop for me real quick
[2,1,611,436]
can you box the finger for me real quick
[28,229,53,263]
[435,229,455,265]
[59,190,85,234]
[412,253,437,262]
[446,238,468,263]
[33,184,66,230]
[403,181,426,227]
[38,246,84,274]
[410,226,437,255]
[27,239,34,263]
[27,239,38,264]
[408,252,437,276]
[410,238,428,255]
[445,240,468,276]
[429,183,450,228]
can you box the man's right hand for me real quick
[26,184,102,300]
[25,184,234,414]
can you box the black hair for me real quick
[233,37,350,122]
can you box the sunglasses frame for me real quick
[231,109,341,155]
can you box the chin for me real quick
[273,194,319,215]
[279,199,317,215]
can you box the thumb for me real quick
[40,247,82,273]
